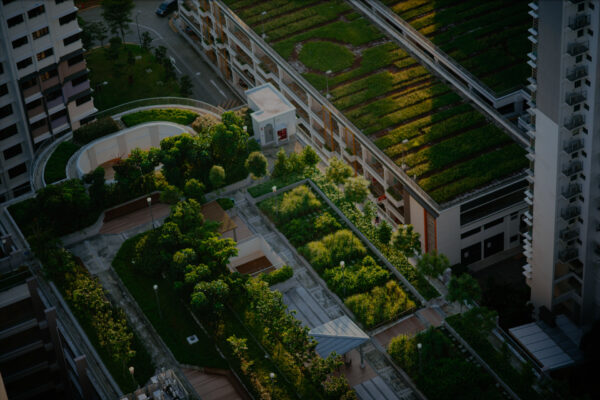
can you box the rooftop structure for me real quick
[246,83,296,145]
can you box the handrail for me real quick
[92,97,225,119]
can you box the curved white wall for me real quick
[76,122,189,178]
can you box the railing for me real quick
[562,183,582,199]
[566,65,587,81]
[92,97,225,119]
[559,227,579,242]
[567,41,588,56]
[563,138,584,153]
[561,205,580,221]
[558,247,579,263]
[568,14,590,30]
[565,91,586,106]
[562,161,582,177]
[564,114,585,130]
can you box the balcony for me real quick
[563,138,584,153]
[562,183,582,199]
[30,121,49,139]
[562,160,582,177]
[40,75,59,91]
[558,247,579,263]
[26,103,44,120]
[21,84,41,99]
[564,114,585,130]
[567,41,588,56]
[50,115,68,131]
[569,14,590,30]
[565,91,586,106]
[45,96,64,111]
[559,227,579,242]
[561,205,580,221]
[566,65,587,81]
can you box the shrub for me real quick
[278,185,321,220]
[313,212,341,237]
[345,280,415,328]
[259,265,294,286]
[192,113,219,133]
[209,165,226,188]
[73,117,119,145]
[245,151,268,179]
[216,198,234,210]
[121,108,198,127]
[323,256,390,298]
[303,229,366,271]
[281,217,316,247]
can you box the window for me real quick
[50,109,67,121]
[461,227,481,240]
[586,54,592,61]
[574,104,581,112]
[55,0,67,3]
[12,36,28,49]
[8,163,27,179]
[510,235,519,243]
[36,48,54,61]
[59,11,76,25]
[484,217,503,230]
[2,0,17,5]
[577,29,584,37]
[20,77,37,90]
[75,94,91,106]
[63,32,81,46]
[7,14,24,28]
[32,26,49,40]
[584,103,590,110]
[29,118,46,131]
[67,54,84,66]
[588,29,594,36]
[0,124,18,140]
[0,104,13,119]
[590,2,595,9]
[0,63,3,74]
[3,143,22,160]
[26,98,42,111]
[40,68,58,81]
[576,55,583,63]
[0,84,7,97]
[578,3,585,11]
[575,80,582,88]
[71,74,87,87]
[46,89,62,102]
[27,4,45,19]
[16,57,32,70]
[12,182,31,197]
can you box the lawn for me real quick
[121,108,198,127]
[382,0,529,94]
[44,141,81,184]
[86,44,182,111]
[222,0,527,204]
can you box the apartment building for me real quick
[178,0,529,266]
[525,0,600,327]
[0,0,95,202]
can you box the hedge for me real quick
[259,265,294,285]
[73,117,119,145]
[121,108,198,127]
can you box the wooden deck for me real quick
[183,368,244,400]
[235,256,272,275]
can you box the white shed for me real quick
[245,83,296,146]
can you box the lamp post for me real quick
[153,284,162,319]
[261,11,267,39]
[272,185,277,220]
[325,70,332,99]
[135,10,142,47]
[417,342,422,374]
[128,366,137,388]
[340,261,345,297]
[147,197,154,228]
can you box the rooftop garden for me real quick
[381,0,530,94]
[222,0,527,204]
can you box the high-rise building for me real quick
[525,0,599,327]
[0,0,95,202]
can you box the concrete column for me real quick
[26,278,45,322]
[45,307,72,400]
[74,356,94,400]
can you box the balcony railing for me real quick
[562,183,582,199]
[558,247,579,263]
[567,41,589,56]
[565,91,586,105]
[594,243,600,257]
[562,161,583,177]
[561,205,580,221]
[569,14,590,30]
[564,114,585,130]
[563,138,584,153]
[566,65,587,81]
[559,227,579,242]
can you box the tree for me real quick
[271,148,290,178]
[160,185,182,204]
[325,157,352,185]
[154,45,167,65]
[94,22,109,47]
[105,36,122,60]
[184,178,205,202]
[245,151,268,179]
[163,59,176,81]
[392,225,421,256]
[209,165,226,189]
[344,176,369,204]
[447,273,482,311]
[78,16,93,49]
[180,75,193,97]
[377,220,393,245]
[101,0,134,42]
[300,146,319,175]
[416,250,449,278]
[141,31,153,52]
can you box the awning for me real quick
[309,316,369,358]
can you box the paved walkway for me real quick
[374,316,426,348]
[99,203,171,234]
[183,368,244,400]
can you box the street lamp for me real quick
[261,11,267,39]
[147,197,155,228]
[272,186,278,220]
[340,261,345,297]
[135,10,142,47]
[153,284,162,319]
[417,342,422,374]
[128,366,137,388]
[325,70,332,99]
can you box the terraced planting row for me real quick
[382,0,530,94]
[224,0,527,204]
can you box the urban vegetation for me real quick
[382,0,530,94]
[121,108,198,127]
[44,141,81,184]
[223,0,528,204]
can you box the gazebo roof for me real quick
[309,316,369,358]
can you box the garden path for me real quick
[235,192,422,400]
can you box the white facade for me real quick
[0,0,95,202]
[245,83,296,146]
[526,0,600,326]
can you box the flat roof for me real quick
[245,83,295,122]
[509,322,573,371]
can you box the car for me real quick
[155,0,177,17]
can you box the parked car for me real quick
[155,0,177,16]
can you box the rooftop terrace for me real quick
[223,0,527,204]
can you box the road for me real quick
[79,1,242,108]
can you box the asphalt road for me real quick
[79,1,241,107]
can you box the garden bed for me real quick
[258,184,417,329]
[382,0,530,94]
[44,141,81,184]
[222,0,527,204]
[121,108,198,127]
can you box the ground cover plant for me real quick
[44,141,81,184]
[223,0,527,204]
[258,184,416,329]
[121,108,198,127]
[86,43,182,110]
[382,0,530,94]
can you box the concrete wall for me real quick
[437,205,461,264]
[76,122,188,178]
[228,235,284,270]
